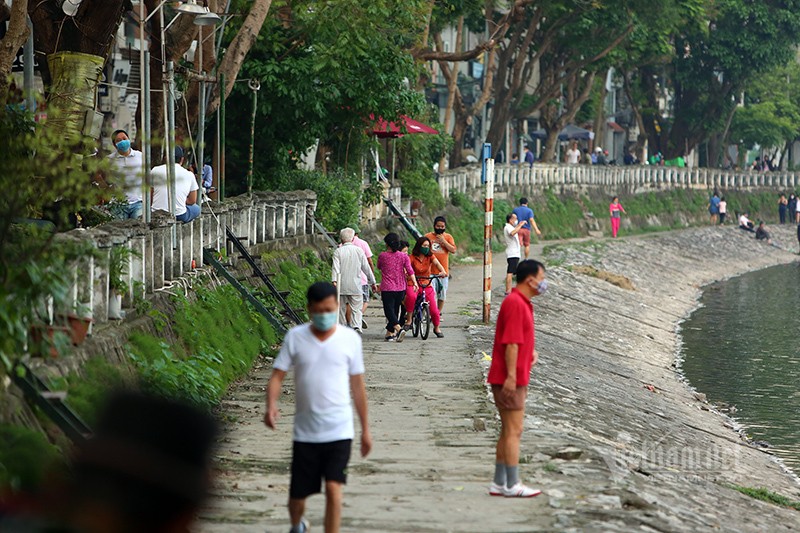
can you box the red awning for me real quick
[370,114,439,138]
[607,121,625,133]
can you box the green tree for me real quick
[223,0,429,189]
[642,0,800,160]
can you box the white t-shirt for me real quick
[150,164,199,216]
[739,214,750,226]
[566,148,581,164]
[718,201,727,214]
[504,223,521,259]
[273,323,364,443]
[108,150,144,204]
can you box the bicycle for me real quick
[411,275,441,340]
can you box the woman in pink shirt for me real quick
[609,196,626,238]
[377,233,417,341]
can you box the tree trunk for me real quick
[209,0,273,114]
[0,0,30,95]
[438,19,462,171]
[541,130,559,163]
[592,70,608,151]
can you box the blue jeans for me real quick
[176,203,201,223]
[112,200,143,220]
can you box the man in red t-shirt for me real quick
[487,260,547,498]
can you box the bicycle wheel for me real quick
[420,303,431,340]
[412,307,421,337]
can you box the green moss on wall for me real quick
[0,423,60,492]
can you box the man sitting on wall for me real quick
[151,146,201,223]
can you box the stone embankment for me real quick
[198,225,800,532]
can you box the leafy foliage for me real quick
[0,423,60,493]
[223,0,428,185]
[128,284,277,410]
[264,169,362,231]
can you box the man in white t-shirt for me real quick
[150,146,200,223]
[503,213,526,295]
[351,227,375,330]
[565,141,581,165]
[266,282,371,533]
[105,129,144,219]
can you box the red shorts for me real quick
[518,228,531,247]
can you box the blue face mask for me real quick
[310,311,338,332]
[536,279,548,295]
[115,139,131,153]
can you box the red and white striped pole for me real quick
[483,157,494,323]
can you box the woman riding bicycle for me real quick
[399,236,444,340]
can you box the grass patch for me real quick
[730,485,800,511]
[269,250,332,321]
[50,356,127,426]
[128,284,278,410]
[0,423,60,492]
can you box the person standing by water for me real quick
[718,196,727,225]
[503,213,526,295]
[377,233,417,342]
[778,194,788,224]
[708,192,720,225]
[487,260,547,498]
[265,282,371,533]
[609,197,626,238]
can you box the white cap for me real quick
[595,147,602,152]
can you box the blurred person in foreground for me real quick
[0,391,218,533]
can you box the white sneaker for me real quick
[288,517,309,533]
[503,482,542,498]
[488,482,505,496]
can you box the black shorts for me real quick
[290,439,352,499]
[507,257,520,274]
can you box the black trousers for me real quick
[381,290,405,333]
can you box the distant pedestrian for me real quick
[351,227,376,330]
[266,282,371,533]
[151,146,201,223]
[503,213,526,295]
[425,216,457,313]
[779,194,788,224]
[487,260,547,498]
[796,223,800,253]
[523,146,535,167]
[332,228,376,333]
[739,213,755,232]
[795,195,800,223]
[789,194,797,223]
[377,233,417,341]
[609,196,626,238]
[756,221,773,245]
[565,141,581,165]
[510,153,520,165]
[718,196,727,225]
[512,198,542,259]
[708,192,720,225]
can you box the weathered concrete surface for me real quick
[196,225,800,532]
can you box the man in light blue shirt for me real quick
[511,197,542,259]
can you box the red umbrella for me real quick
[370,114,439,138]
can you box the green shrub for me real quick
[0,424,60,492]
[128,284,278,410]
[60,357,126,426]
[270,250,332,320]
[399,168,444,210]
[264,169,363,231]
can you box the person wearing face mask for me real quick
[425,216,457,313]
[265,282,372,533]
[486,260,547,498]
[398,236,446,340]
[106,129,144,219]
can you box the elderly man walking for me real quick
[332,228,377,333]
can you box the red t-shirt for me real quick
[487,288,535,386]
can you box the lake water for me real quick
[680,263,800,473]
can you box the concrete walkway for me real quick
[196,253,552,532]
